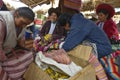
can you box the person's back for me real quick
[63,13,112,58]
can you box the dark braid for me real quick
[15,7,35,21]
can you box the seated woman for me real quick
[34,8,66,52]
[96,3,119,44]
[40,7,65,41]
[0,7,35,79]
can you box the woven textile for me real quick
[89,53,108,80]
[0,49,33,80]
[100,50,120,80]
[34,38,64,52]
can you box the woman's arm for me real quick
[0,20,7,61]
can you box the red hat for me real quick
[96,3,115,18]
[63,0,82,12]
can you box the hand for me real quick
[17,38,25,47]
[44,49,71,64]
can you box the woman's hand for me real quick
[17,37,25,48]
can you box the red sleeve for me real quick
[104,20,119,40]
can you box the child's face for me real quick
[98,12,108,22]
[64,23,70,31]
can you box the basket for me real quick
[24,45,96,80]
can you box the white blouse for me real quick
[48,22,56,34]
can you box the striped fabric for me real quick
[34,38,64,52]
[89,53,108,80]
[100,51,120,80]
[43,39,61,52]
[0,49,33,80]
[63,0,81,11]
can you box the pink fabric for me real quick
[89,53,108,80]
[44,49,71,64]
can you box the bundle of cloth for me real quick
[33,36,64,52]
